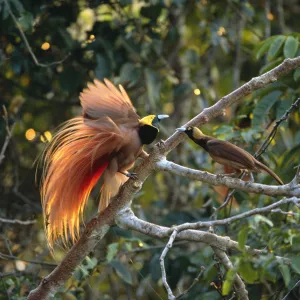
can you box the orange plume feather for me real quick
[41,79,141,249]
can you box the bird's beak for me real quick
[157,114,169,121]
[176,127,186,133]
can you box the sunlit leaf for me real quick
[267,35,286,61]
[238,261,258,284]
[110,260,133,285]
[238,227,249,251]
[222,268,235,295]
[279,264,291,287]
[106,243,119,262]
[283,36,298,58]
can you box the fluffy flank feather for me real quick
[41,117,121,248]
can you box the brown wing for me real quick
[79,78,140,127]
[206,139,257,170]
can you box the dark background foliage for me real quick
[1,0,300,299]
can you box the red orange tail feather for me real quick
[41,79,141,248]
[41,117,122,248]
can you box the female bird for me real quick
[177,126,283,185]
[41,79,168,248]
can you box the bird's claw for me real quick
[127,172,138,180]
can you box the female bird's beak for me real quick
[176,127,186,132]
[157,115,169,121]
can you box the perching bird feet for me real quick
[119,171,138,180]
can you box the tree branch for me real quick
[156,159,300,197]
[28,56,300,299]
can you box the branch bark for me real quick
[28,56,300,299]
[156,159,300,198]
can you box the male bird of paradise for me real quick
[41,79,168,248]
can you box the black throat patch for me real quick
[139,125,159,145]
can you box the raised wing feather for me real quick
[80,79,140,127]
[206,139,256,170]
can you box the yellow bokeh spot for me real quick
[217,27,226,36]
[89,34,95,40]
[6,70,14,79]
[163,103,174,115]
[41,42,51,50]
[194,88,201,95]
[249,113,253,119]
[6,44,14,54]
[20,74,30,87]
[44,131,52,142]
[25,128,36,141]
[138,242,144,247]
[40,131,52,143]
[267,13,274,20]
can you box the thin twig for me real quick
[0,106,15,166]
[282,279,300,300]
[255,97,300,157]
[176,266,205,299]
[271,208,300,217]
[0,252,57,267]
[160,229,178,300]
[0,217,36,225]
[4,0,70,67]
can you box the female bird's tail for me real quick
[255,160,284,185]
[41,117,120,249]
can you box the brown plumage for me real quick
[177,126,283,185]
[41,79,168,248]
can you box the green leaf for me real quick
[294,68,300,81]
[238,227,249,251]
[2,0,9,19]
[110,259,133,285]
[18,11,34,31]
[252,91,282,127]
[279,264,291,287]
[85,256,97,270]
[255,37,276,60]
[276,98,293,121]
[119,63,140,87]
[238,261,258,284]
[283,36,299,58]
[222,268,235,295]
[259,57,284,74]
[11,0,24,14]
[106,242,119,262]
[267,35,286,61]
[252,215,274,227]
[144,68,161,108]
[95,54,111,80]
[140,4,162,19]
[291,256,300,274]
